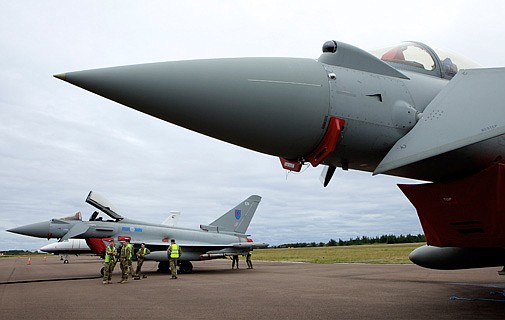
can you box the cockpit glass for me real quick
[371,43,436,71]
[60,212,82,221]
[370,42,480,79]
[432,47,480,77]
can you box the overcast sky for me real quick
[1,1,504,251]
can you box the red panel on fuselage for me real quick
[85,238,108,255]
[399,163,505,247]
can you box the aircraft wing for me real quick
[374,68,505,180]
[138,240,268,249]
[201,243,269,257]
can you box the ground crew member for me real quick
[232,254,239,269]
[134,243,150,279]
[246,250,253,269]
[119,239,133,284]
[102,240,117,284]
[167,239,181,279]
[126,239,134,276]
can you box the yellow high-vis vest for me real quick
[170,243,180,259]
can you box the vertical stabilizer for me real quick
[207,195,261,234]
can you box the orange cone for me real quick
[27,257,31,265]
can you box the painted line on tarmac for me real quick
[0,275,102,285]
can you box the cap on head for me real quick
[170,239,175,243]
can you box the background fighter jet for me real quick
[40,239,93,264]
[9,192,267,274]
[39,211,182,263]
[53,40,505,272]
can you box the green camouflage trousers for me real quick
[170,259,178,278]
[103,261,116,282]
[120,259,131,281]
[135,259,145,277]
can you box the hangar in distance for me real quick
[53,40,505,272]
[9,191,267,274]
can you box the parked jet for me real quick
[40,239,93,263]
[53,40,505,272]
[8,192,267,273]
[40,211,182,263]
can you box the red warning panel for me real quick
[306,117,345,167]
[399,163,505,247]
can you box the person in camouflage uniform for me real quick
[126,239,134,277]
[119,239,133,284]
[167,239,181,279]
[134,243,150,279]
[102,240,117,284]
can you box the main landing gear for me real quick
[157,261,193,274]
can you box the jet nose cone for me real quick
[57,58,331,159]
[53,73,67,81]
[7,221,51,238]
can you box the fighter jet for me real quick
[40,239,93,263]
[39,211,182,263]
[8,191,267,274]
[53,40,505,272]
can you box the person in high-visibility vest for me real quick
[126,239,134,277]
[246,250,253,269]
[119,239,133,284]
[167,239,182,279]
[102,240,117,284]
[134,243,150,279]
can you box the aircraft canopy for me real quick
[85,191,123,221]
[370,42,479,79]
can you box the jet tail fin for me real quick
[200,195,261,234]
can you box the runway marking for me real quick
[0,275,101,285]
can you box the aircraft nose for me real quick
[55,58,331,159]
[7,221,51,239]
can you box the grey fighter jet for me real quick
[8,192,267,274]
[39,211,182,263]
[53,41,505,272]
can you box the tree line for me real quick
[272,234,426,248]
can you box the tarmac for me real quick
[0,255,504,319]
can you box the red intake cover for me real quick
[85,238,108,255]
[399,163,505,247]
